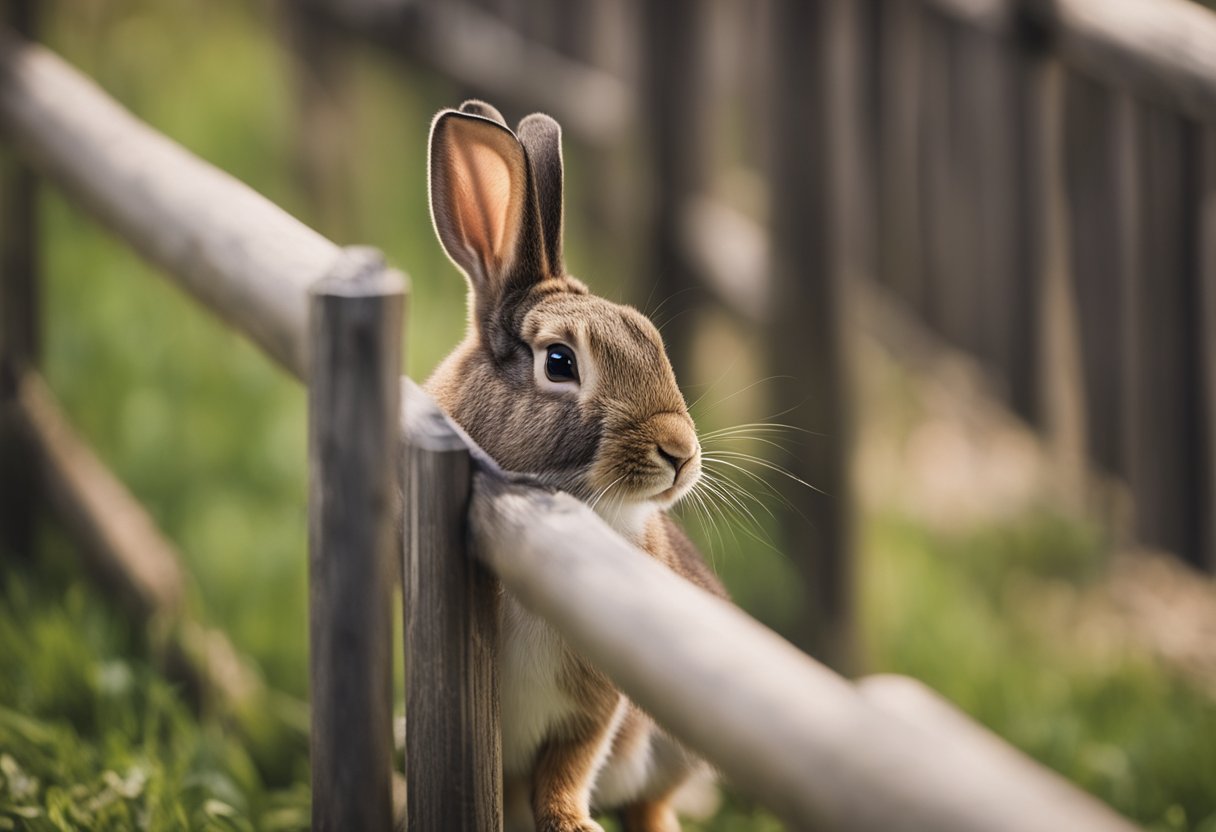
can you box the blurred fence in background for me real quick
[283,0,1216,669]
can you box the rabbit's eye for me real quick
[544,344,579,383]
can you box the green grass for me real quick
[862,513,1216,832]
[0,540,309,831]
[3,0,1216,829]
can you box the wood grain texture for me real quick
[468,473,1140,832]
[308,250,404,832]
[399,381,502,832]
[0,25,338,379]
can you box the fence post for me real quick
[1063,76,1128,477]
[876,0,925,306]
[1122,107,1202,566]
[639,0,706,383]
[768,0,860,667]
[1199,127,1216,573]
[1018,21,1088,503]
[400,385,502,831]
[308,247,404,831]
[0,0,38,559]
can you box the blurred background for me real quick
[1,0,1215,829]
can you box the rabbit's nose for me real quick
[656,437,696,475]
[648,411,699,477]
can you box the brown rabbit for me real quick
[426,100,727,832]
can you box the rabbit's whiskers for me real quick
[587,473,630,514]
[701,450,825,496]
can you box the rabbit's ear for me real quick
[516,113,564,276]
[459,99,507,126]
[429,109,539,296]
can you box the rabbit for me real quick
[425,99,727,832]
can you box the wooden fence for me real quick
[289,0,1216,682]
[0,10,1154,832]
[888,0,1216,578]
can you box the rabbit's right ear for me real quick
[458,99,507,126]
[428,109,537,299]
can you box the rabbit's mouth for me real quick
[649,457,701,507]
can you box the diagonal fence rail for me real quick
[0,18,1145,832]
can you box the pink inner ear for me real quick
[450,138,518,274]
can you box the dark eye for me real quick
[544,344,579,383]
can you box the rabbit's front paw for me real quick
[537,816,605,832]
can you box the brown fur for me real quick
[426,101,726,832]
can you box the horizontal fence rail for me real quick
[0,26,337,379]
[921,0,1216,122]
[0,17,1150,832]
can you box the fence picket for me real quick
[401,386,502,832]
[1198,127,1216,572]
[308,249,404,831]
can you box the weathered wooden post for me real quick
[876,0,925,306]
[0,0,38,559]
[768,0,862,667]
[1135,110,1204,567]
[1017,9,1088,501]
[639,0,706,383]
[1199,127,1216,572]
[308,247,404,831]
[400,383,502,831]
[1063,76,1128,476]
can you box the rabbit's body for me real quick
[425,100,724,832]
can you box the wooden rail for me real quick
[0,25,335,380]
[0,18,1147,832]
[919,0,1216,123]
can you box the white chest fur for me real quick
[498,594,580,774]
[594,500,656,546]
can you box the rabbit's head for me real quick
[426,101,699,538]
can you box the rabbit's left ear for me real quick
[428,109,539,296]
[517,113,564,276]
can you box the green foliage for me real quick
[0,561,308,831]
[862,513,1216,832]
